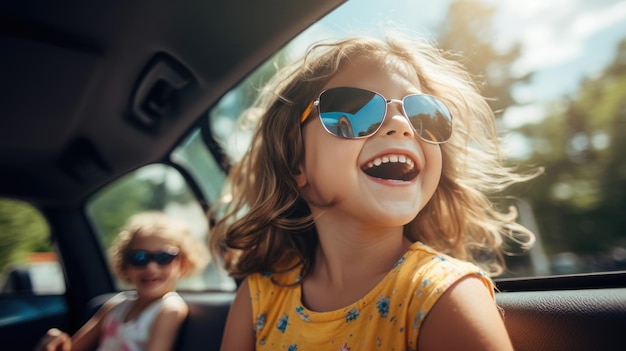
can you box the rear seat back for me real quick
[174,292,233,351]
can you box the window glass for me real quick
[171,129,226,203]
[207,0,626,278]
[0,198,65,295]
[86,164,235,291]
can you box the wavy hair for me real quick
[209,34,539,278]
[110,212,210,281]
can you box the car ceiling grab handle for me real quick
[129,53,194,131]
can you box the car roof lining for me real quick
[0,0,346,206]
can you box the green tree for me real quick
[88,164,198,248]
[0,198,51,272]
[435,0,626,271]
[515,39,626,258]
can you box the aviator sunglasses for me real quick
[126,249,179,267]
[300,86,453,143]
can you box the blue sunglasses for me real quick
[126,249,179,267]
[300,86,453,143]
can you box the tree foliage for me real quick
[87,165,179,248]
[437,0,626,272]
[0,199,50,273]
[517,39,626,258]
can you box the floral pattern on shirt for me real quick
[345,307,360,322]
[276,314,289,333]
[376,296,390,318]
[248,242,494,350]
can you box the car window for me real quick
[0,196,66,335]
[204,0,626,279]
[86,164,235,291]
[171,129,227,203]
[0,198,65,295]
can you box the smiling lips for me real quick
[362,154,419,181]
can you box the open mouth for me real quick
[362,154,419,181]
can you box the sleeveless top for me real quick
[248,241,494,351]
[97,291,184,351]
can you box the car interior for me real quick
[1,0,625,350]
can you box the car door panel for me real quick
[497,288,626,350]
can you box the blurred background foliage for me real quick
[87,165,196,249]
[0,199,50,273]
[434,0,626,274]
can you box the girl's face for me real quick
[124,232,184,301]
[298,58,443,230]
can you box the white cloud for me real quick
[502,103,547,129]
[501,131,532,160]
[508,0,574,18]
[513,24,580,74]
[510,0,626,74]
[572,1,626,38]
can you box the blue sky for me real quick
[291,0,626,131]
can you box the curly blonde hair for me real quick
[110,212,209,282]
[210,34,539,278]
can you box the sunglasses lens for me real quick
[128,250,150,267]
[403,94,452,143]
[316,87,452,142]
[318,87,386,138]
[127,250,178,267]
[154,252,177,265]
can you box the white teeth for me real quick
[366,154,415,169]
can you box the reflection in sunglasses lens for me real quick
[319,87,452,143]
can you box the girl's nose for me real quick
[378,102,415,138]
[144,260,160,270]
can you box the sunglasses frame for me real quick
[126,249,180,268]
[300,86,453,144]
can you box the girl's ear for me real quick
[294,166,308,188]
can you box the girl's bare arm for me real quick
[147,298,189,351]
[418,276,513,351]
[35,301,112,351]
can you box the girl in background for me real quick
[36,212,209,351]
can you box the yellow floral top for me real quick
[248,241,494,351]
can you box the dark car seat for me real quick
[173,292,233,351]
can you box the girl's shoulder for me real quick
[96,291,136,322]
[161,291,184,302]
[136,292,187,327]
[406,241,482,269]
[159,292,187,311]
[402,241,493,295]
[103,291,135,310]
[145,292,186,313]
[399,242,495,335]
